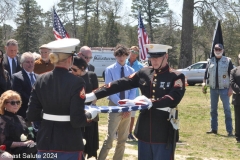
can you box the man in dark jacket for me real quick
[78,46,95,72]
[3,39,21,77]
[12,52,38,119]
[86,44,186,160]
[230,54,240,143]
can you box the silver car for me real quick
[177,61,207,86]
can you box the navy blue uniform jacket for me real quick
[27,67,89,151]
[94,65,185,143]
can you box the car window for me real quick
[191,63,205,69]
[202,63,207,69]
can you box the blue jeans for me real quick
[210,88,233,133]
[138,140,173,160]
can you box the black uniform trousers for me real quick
[234,105,240,141]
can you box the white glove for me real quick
[88,108,99,119]
[134,95,152,109]
[85,92,97,103]
[118,95,152,109]
[27,142,36,148]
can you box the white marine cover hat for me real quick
[145,44,172,58]
[47,38,80,54]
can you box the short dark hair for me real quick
[114,44,129,57]
[73,56,88,71]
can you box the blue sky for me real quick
[5,0,183,28]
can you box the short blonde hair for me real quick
[49,53,72,64]
[0,90,22,115]
[130,46,139,52]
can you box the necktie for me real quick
[120,67,125,99]
[12,58,16,74]
[29,73,35,86]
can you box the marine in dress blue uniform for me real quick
[26,38,98,160]
[86,44,186,160]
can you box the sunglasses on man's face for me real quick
[130,50,139,54]
[83,55,93,60]
[214,48,222,51]
[5,100,21,106]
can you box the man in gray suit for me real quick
[78,46,95,72]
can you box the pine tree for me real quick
[131,0,169,43]
[15,0,43,53]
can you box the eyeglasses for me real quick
[130,50,139,54]
[214,48,222,51]
[71,67,80,72]
[83,55,93,60]
[5,101,21,105]
[0,55,3,58]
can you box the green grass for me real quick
[93,82,240,160]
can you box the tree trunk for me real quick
[179,0,194,68]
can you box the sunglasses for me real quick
[5,100,21,105]
[71,67,80,72]
[83,55,93,60]
[0,55,3,58]
[130,50,139,54]
[214,48,222,51]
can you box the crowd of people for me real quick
[0,37,238,160]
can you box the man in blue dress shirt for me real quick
[126,46,144,141]
[98,44,136,160]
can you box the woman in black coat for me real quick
[72,56,99,159]
[0,90,37,159]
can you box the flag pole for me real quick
[209,20,224,58]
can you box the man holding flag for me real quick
[85,43,185,160]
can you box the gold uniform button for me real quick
[158,70,161,72]
[152,95,155,98]
[154,79,157,81]
[154,74,157,76]
[153,90,155,93]
[153,84,156,87]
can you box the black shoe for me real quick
[128,133,136,141]
[206,130,217,134]
[228,132,234,137]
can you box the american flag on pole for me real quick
[138,11,149,60]
[53,9,70,39]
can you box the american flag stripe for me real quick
[53,9,70,40]
[138,11,150,61]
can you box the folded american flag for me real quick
[85,104,149,113]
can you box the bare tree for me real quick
[179,0,234,68]
[0,0,18,24]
